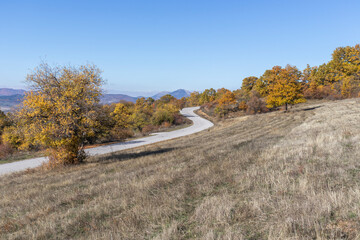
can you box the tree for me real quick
[265,65,305,110]
[199,88,217,104]
[217,90,236,107]
[0,110,10,137]
[241,76,258,93]
[187,91,200,106]
[111,103,132,129]
[151,104,179,125]
[11,63,104,165]
[329,44,360,97]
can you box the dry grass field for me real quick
[1,99,360,239]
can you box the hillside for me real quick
[0,99,359,239]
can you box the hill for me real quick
[0,94,24,112]
[100,94,138,104]
[152,89,191,100]
[0,88,26,96]
[151,91,170,99]
[0,88,191,110]
[169,89,191,99]
[1,98,359,239]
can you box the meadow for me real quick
[0,98,359,239]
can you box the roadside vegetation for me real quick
[1,98,359,239]
[1,44,359,165]
[188,44,360,118]
[0,64,189,165]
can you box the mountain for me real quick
[0,88,192,112]
[151,91,170,100]
[100,94,138,104]
[169,89,191,99]
[0,94,24,112]
[151,89,191,100]
[0,88,26,96]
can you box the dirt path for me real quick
[0,107,213,176]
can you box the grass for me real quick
[0,122,192,164]
[0,151,44,165]
[1,98,360,239]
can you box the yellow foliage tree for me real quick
[111,103,132,129]
[241,76,258,93]
[187,91,200,106]
[11,63,104,165]
[199,88,217,105]
[265,65,305,110]
[0,110,10,137]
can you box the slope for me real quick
[0,99,359,239]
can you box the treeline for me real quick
[0,44,358,164]
[0,64,188,162]
[186,44,360,117]
[0,95,188,159]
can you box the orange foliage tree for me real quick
[264,65,305,110]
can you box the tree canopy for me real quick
[11,63,104,165]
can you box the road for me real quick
[0,107,213,176]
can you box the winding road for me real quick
[0,107,213,176]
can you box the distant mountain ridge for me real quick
[151,89,191,100]
[100,94,138,104]
[0,88,192,111]
[0,88,26,96]
[151,91,170,100]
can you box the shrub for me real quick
[0,143,14,159]
[141,125,158,134]
[246,95,268,114]
[161,121,172,128]
[110,128,134,141]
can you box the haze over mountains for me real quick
[0,88,191,111]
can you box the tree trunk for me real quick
[285,103,288,111]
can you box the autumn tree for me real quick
[130,97,154,131]
[329,44,360,97]
[199,88,217,104]
[108,102,134,140]
[151,103,179,125]
[265,65,305,110]
[187,91,200,106]
[217,90,236,107]
[241,76,258,93]
[10,63,104,165]
[214,89,237,116]
[0,110,10,137]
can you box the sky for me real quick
[0,0,359,95]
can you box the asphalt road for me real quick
[0,107,213,176]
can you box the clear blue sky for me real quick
[0,0,359,94]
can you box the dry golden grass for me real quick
[1,99,360,239]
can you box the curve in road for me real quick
[0,107,213,176]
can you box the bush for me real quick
[151,108,175,125]
[246,95,268,114]
[0,143,14,159]
[173,114,188,125]
[141,125,158,134]
[304,85,343,100]
[161,121,172,128]
[110,128,133,141]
